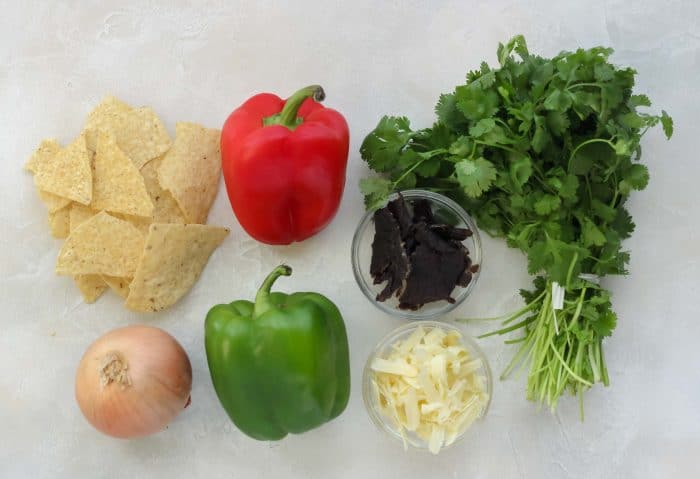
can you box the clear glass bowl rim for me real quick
[351,189,483,320]
[361,320,493,452]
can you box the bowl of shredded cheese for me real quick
[362,321,492,454]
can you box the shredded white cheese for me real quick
[370,326,489,454]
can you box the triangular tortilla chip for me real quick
[91,131,154,217]
[56,211,145,277]
[38,189,71,213]
[84,96,133,152]
[48,205,71,239]
[158,122,221,224]
[85,97,171,169]
[69,204,100,232]
[34,134,92,205]
[119,107,172,169]
[25,139,61,174]
[140,157,186,224]
[113,213,151,235]
[125,223,229,312]
[102,275,132,299]
[74,275,107,303]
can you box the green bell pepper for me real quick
[205,265,350,440]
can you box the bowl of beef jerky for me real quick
[351,190,481,320]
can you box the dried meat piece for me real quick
[428,224,472,241]
[370,208,408,301]
[412,199,435,224]
[398,225,470,309]
[369,195,477,310]
[387,194,413,240]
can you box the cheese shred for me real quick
[370,326,489,454]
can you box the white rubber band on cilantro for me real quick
[552,274,601,312]
[551,282,565,311]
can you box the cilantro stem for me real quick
[567,138,616,171]
[501,328,537,379]
[565,82,602,91]
[600,342,609,386]
[391,158,427,188]
[473,140,521,157]
[478,315,537,338]
[552,337,592,386]
[565,251,579,288]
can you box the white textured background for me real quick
[1,1,698,478]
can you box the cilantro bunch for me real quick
[359,36,672,415]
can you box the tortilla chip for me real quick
[38,189,71,213]
[125,223,229,312]
[74,275,107,303]
[114,213,151,235]
[158,122,221,224]
[33,134,92,205]
[25,139,61,174]
[69,204,100,232]
[85,97,171,169]
[102,275,132,299]
[118,107,172,169]
[140,157,186,224]
[48,205,71,239]
[91,131,153,217]
[84,96,133,151]
[56,211,145,277]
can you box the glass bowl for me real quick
[362,321,492,453]
[351,189,482,320]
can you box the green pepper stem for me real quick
[263,85,325,130]
[254,265,292,317]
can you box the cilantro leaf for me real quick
[435,93,468,131]
[359,116,414,172]
[590,198,617,223]
[454,157,497,197]
[591,309,617,337]
[534,194,561,215]
[455,84,500,121]
[509,156,533,188]
[619,163,649,194]
[611,207,635,239]
[527,237,589,284]
[448,136,472,156]
[544,89,573,111]
[629,94,651,107]
[580,216,607,247]
[547,173,579,199]
[661,110,674,139]
[531,115,550,153]
[497,34,529,65]
[414,158,442,177]
[593,63,614,81]
[469,118,496,137]
[546,110,571,136]
[359,177,392,210]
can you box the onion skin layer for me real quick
[75,325,192,439]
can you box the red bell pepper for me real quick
[221,85,349,245]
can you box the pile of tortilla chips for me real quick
[25,96,229,312]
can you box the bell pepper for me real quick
[204,265,350,440]
[220,85,349,245]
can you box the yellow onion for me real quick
[75,325,192,438]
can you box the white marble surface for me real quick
[1,1,698,477]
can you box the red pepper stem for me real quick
[254,264,293,317]
[274,85,325,129]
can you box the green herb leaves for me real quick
[454,158,496,197]
[360,35,671,284]
[359,35,673,413]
